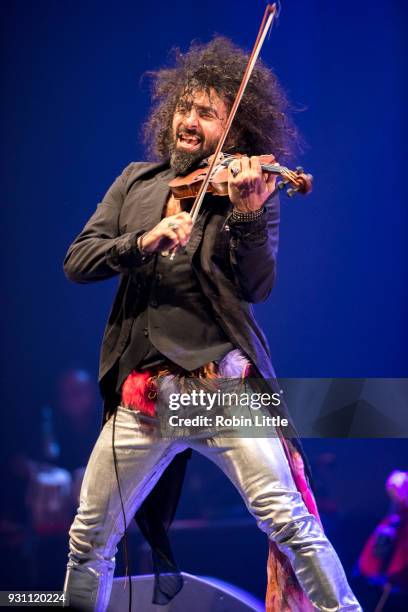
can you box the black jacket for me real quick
[64,161,282,421]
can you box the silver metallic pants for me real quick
[63,400,361,611]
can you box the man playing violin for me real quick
[63,37,361,611]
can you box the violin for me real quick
[169,153,313,201]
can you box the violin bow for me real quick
[189,3,278,226]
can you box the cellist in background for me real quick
[359,470,408,611]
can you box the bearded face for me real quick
[169,88,229,176]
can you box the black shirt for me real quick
[117,242,234,389]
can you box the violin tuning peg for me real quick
[295,166,304,174]
[277,180,286,190]
[286,187,298,197]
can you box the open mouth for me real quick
[177,133,202,151]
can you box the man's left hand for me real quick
[228,156,277,212]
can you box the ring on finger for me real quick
[167,221,179,229]
[230,161,241,177]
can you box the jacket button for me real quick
[155,273,162,282]
[150,299,158,308]
[143,328,149,337]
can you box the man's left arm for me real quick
[226,155,280,303]
[228,192,280,303]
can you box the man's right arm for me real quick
[63,163,151,283]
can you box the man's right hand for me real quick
[138,211,193,254]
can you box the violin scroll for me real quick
[278,166,313,197]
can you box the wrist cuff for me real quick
[231,207,265,222]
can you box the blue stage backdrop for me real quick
[1,0,407,602]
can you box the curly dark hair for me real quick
[143,36,300,163]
